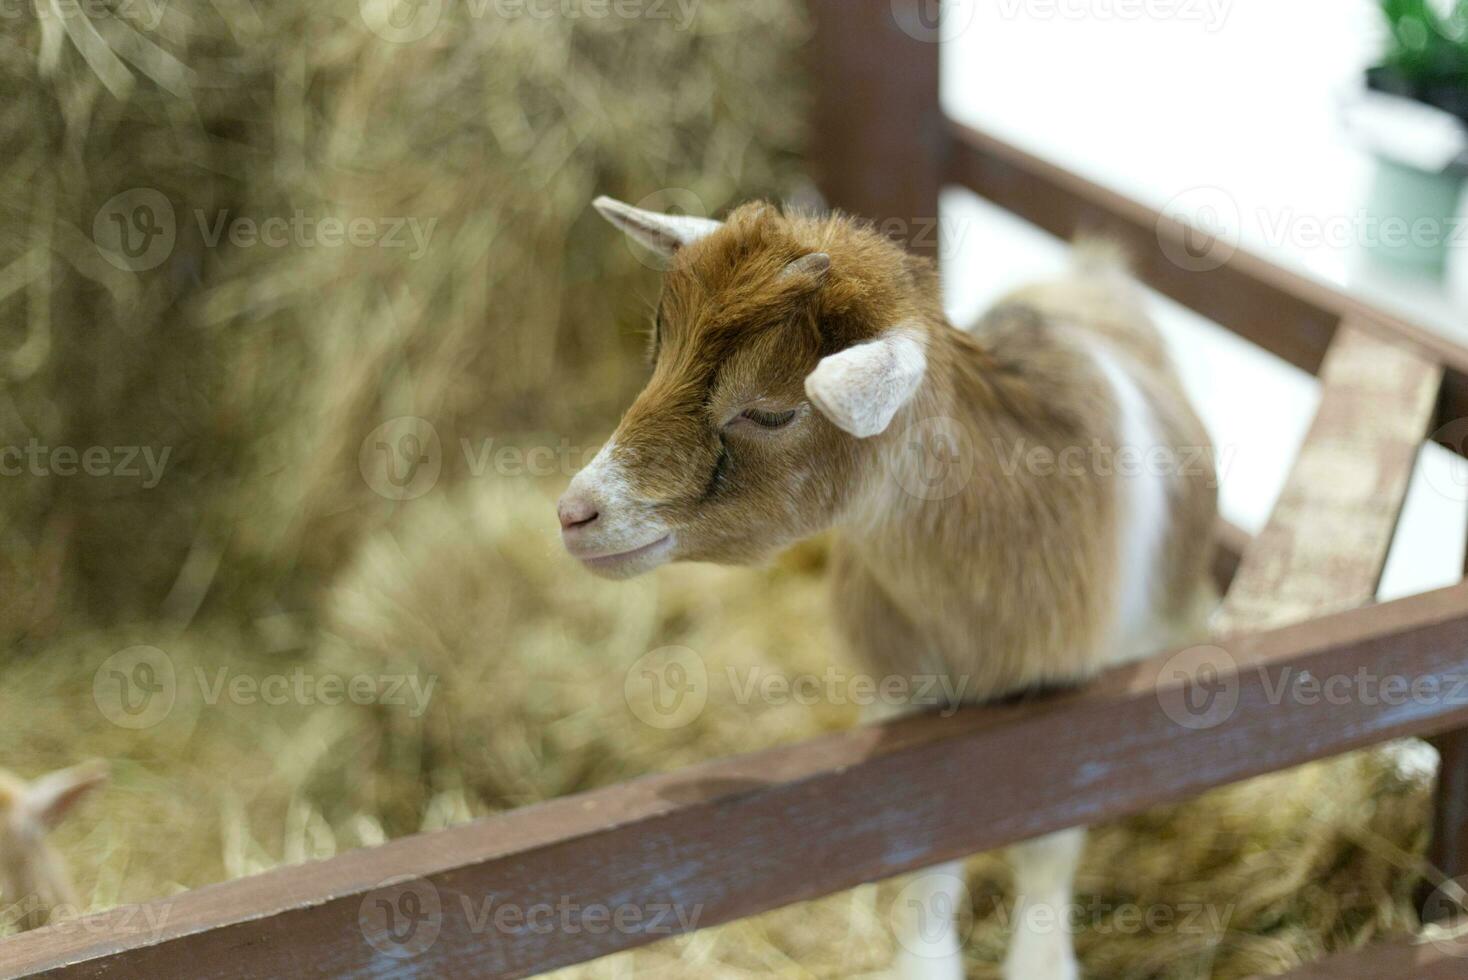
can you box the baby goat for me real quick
[563,198,1218,979]
[0,762,107,932]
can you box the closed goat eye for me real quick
[735,407,797,430]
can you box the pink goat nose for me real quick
[558,494,599,530]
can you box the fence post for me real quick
[806,0,946,259]
[1421,531,1468,917]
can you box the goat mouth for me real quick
[574,533,673,571]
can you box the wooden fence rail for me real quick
[1276,935,1468,980]
[944,121,1468,438]
[3,580,1468,978]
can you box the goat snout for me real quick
[557,492,599,531]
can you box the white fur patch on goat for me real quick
[1087,343,1169,658]
[894,859,967,980]
[574,439,630,507]
[564,439,672,558]
[804,326,927,438]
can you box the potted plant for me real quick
[1354,0,1468,272]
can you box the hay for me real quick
[0,476,1436,974]
[0,3,1441,977]
[0,0,807,633]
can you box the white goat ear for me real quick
[804,325,926,438]
[593,196,722,259]
[24,762,107,829]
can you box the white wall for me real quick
[938,0,1468,598]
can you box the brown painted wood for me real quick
[1216,323,1444,958]
[1274,934,1468,978]
[946,121,1468,443]
[1423,730,1468,919]
[1206,320,1451,931]
[1420,510,1468,917]
[1218,324,1444,632]
[807,0,944,257]
[5,582,1468,979]
[1212,517,1251,594]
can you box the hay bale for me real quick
[0,1,808,638]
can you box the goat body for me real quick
[569,199,1220,980]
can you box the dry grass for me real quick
[0,0,807,633]
[0,478,1436,976]
[0,3,1442,977]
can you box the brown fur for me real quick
[590,202,1217,699]
[600,203,941,567]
